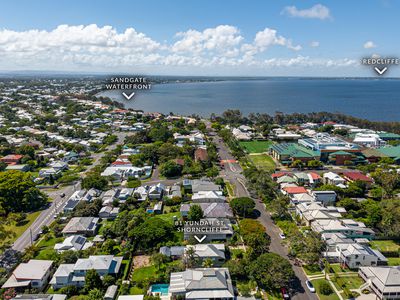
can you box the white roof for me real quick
[13,260,53,280]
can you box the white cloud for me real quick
[172,25,243,54]
[310,41,320,47]
[282,4,332,20]
[0,23,365,75]
[364,41,377,49]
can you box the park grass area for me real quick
[249,154,276,171]
[387,257,400,266]
[332,275,364,291]
[156,212,181,225]
[1,210,42,249]
[239,140,273,153]
[303,264,323,275]
[311,279,340,300]
[370,240,400,252]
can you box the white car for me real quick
[279,232,286,239]
[306,280,316,293]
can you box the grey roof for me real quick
[169,268,234,299]
[181,203,234,219]
[62,217,99,234]
[191,179,222,193]
[160,246,185,257]
[187,244,225,260]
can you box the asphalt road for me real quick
[212,132,318,300]
[12,132,128,252]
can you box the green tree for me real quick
[82,173,108,190]
[247,253,295,290]
[319,281,333,295]
[244,232,271,258]
[187,204,203,221]
[88,288,103,300]
[230,197,255,218]
[85,269,102,292]
[159,160,182,178]
[102,274,115,288]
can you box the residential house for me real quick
[181,203,234,219]
[169,268,235,300]
[190,179,222,193]
[323,172,346,186]
[311,219,375,240]
[185,244,226,266]
[148,183,165,200]
[11,294,66,300]
[99,206,119,219]
[359,266,400,299]
[39,167,61,179]
[5,164,29,172]
[311,190,337,204]
[50,255,122,289]
[342,171,374,188]
[133,186,148,201]
[49,161,69,171]
[336,243,387,269]
[159,246,186,259]
[165,185,182,199]
[192,191,226,203]
[54,235,87,253]
[0,154,23,165]
[2,260,53,291]
[62,217,99,236]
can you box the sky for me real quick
[0,0,399,76]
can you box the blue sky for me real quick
[0,0,399,76]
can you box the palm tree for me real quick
[184,246,198,268]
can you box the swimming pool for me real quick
[151,284,169,296]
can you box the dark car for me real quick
[60,193,65,198]
[281,287,290,299]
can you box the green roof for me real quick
[378,132,400,140]
[270,143,320,158]
[376,146,400,160]
[329,150,352,156]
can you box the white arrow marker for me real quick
[374,67,388,75]
[122,92,135,100]
[194,235,207,243]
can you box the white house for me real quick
[54,235,87,253]
[359,266,400,299]
[50,255,123,289]
[192,190,226,203]
[2,260,53,291]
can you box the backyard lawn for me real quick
[239,140,273,153]
[311,279,340,300]
[387,257,400,266]
[370,240,400,252]
[249,154,276,171]
[332,275,364,291]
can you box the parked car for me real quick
[60,193,65,198]
[306,280,316,293]
[280,287,290,299]
[279,232,286,239]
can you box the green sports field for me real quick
[239,140,273,153]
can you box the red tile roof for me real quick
[111,160,131,165]
[283,186,308,194]
[271,171,290,178]
[343,171,373,183]
[309,172,321,180]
